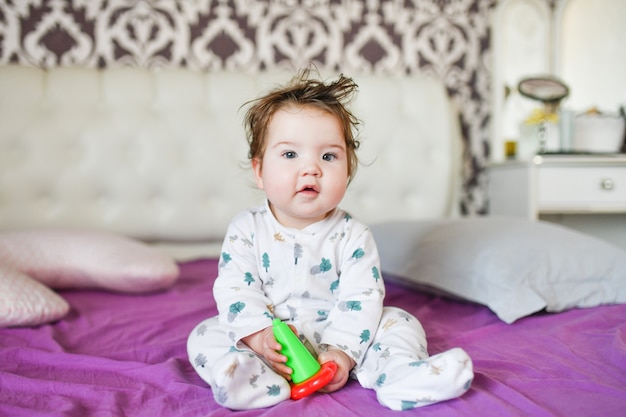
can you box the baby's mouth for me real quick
[298,185,319,194]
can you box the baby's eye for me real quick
[282,151,297,159]
[322,153,337,162]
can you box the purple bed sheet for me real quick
[1,258,625,417]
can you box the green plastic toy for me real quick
[272,318,337,400]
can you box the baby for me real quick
[187,69,473,411]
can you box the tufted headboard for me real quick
[0,66,461,259]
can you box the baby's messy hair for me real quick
[243,67,361,182]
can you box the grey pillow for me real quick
[371,218,626,323]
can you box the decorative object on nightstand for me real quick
[516,76,570,158]
[573,108,626,153]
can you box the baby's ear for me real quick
[252,158,264,189]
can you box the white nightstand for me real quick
[488,154,626,250]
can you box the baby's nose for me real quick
[302,159,322,176]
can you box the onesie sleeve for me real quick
[213,210,274,345]
[321,221,385,366]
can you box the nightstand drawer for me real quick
[537,166,626,212]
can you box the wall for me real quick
[0,0,503,214]
[557,0,626,113]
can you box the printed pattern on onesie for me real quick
[213,202,386,368]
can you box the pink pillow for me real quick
[0,230,180,327]
[0,263,70,327]
[0,230,180,293]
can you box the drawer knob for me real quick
[600,178,614,191]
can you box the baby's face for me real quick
[252,105,349,229]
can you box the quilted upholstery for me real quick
[0,66,461,258]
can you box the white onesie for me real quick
[188,202,473,410]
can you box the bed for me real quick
[1,66,625,417]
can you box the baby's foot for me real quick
[374,347,474,411]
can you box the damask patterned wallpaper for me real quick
[0,0,507,214]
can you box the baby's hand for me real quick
[241,326,294,380]
[317,347,356,393]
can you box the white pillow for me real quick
[0,263,70,327]
[371,218,626,324]
[0,230,180,327]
